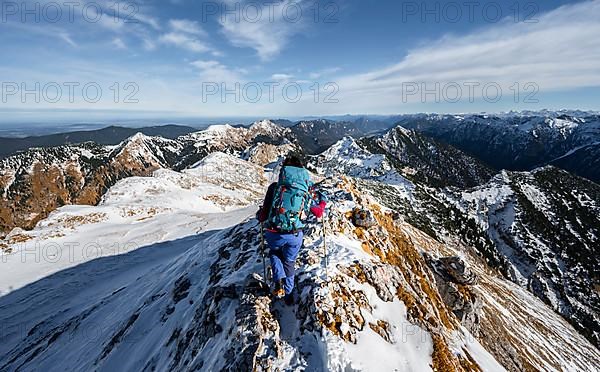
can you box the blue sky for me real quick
[0,0,599,120]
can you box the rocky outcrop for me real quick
[351,208,377,228]
[431,256,478,286]
[425,254,482,335]
[243,143,298,167]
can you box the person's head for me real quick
[282,154,304,168]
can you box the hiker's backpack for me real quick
[267,166,312,232]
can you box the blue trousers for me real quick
[265,230,303,295]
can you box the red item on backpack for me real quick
[310,201,327,218]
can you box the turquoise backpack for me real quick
[267,166,312,232]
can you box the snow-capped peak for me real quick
[249,119,277,131]
[321,136,362,156]
[313,136,412,187]
[114,132,180,168]
[125,132,152,142]
[204,124,235,133]
[248,119,290,139]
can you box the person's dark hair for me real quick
[282,154,304,168]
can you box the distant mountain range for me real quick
[0,121,295,234]
[399,112,600,183]
[288,118,397,154]
[2,111,599,238]
[0,125,198,160]
[5,111,598,183]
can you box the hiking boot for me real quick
[272,280,285,298]
[284,293,295,306]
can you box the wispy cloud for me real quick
[103,1,161,30]
[111,38,127,50]
[331,0,600,109]
[271,73,294,82]
[219,0,311,60]
[3,0,599,117]
[1,21,78,48]
[160,18,217,54]
[133,13,161,31]
[309,67,341,80]
[190,60,244,84]
[160,32,211,52]
[92,2,161,32]
[169,19,205,36]
[58,32,77,47]
[143,38,157,51]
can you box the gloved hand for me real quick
[256,207,268,222]
[310,201,327,218]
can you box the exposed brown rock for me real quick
[369,320,393,343]
[0,144,163,236]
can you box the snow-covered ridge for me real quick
[249,119,285,134]
[0,152,267,294]
[1,170,598,371]
[1,115,599,370]
[113,132,183,168]
[204,123,235,133]
[312,136,412,187]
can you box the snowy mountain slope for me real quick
[0,152,267,295]
[450,167,600,348]
[358,169,600,350]
[242,142,298,167]
[400,112,600,183]
[174,120,296,170]
[0,133,182,237]
[310,136,492,244]
[361,127,495,188]
[312,138,600,351]
[0,172,495,371]
[339,178,599,371]
[110,133,183,169]
[312,131,493,191]
[549,142,600,183]
[0,156,434,371]
[1,117,599,371]
[1,152,599,371]
[311,136,410,186]
[0,214,256,371]
[0,120,295,237]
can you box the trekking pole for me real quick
[323,213,329,283]
[260,222,267,283]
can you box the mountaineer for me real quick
[256,154,327,306]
